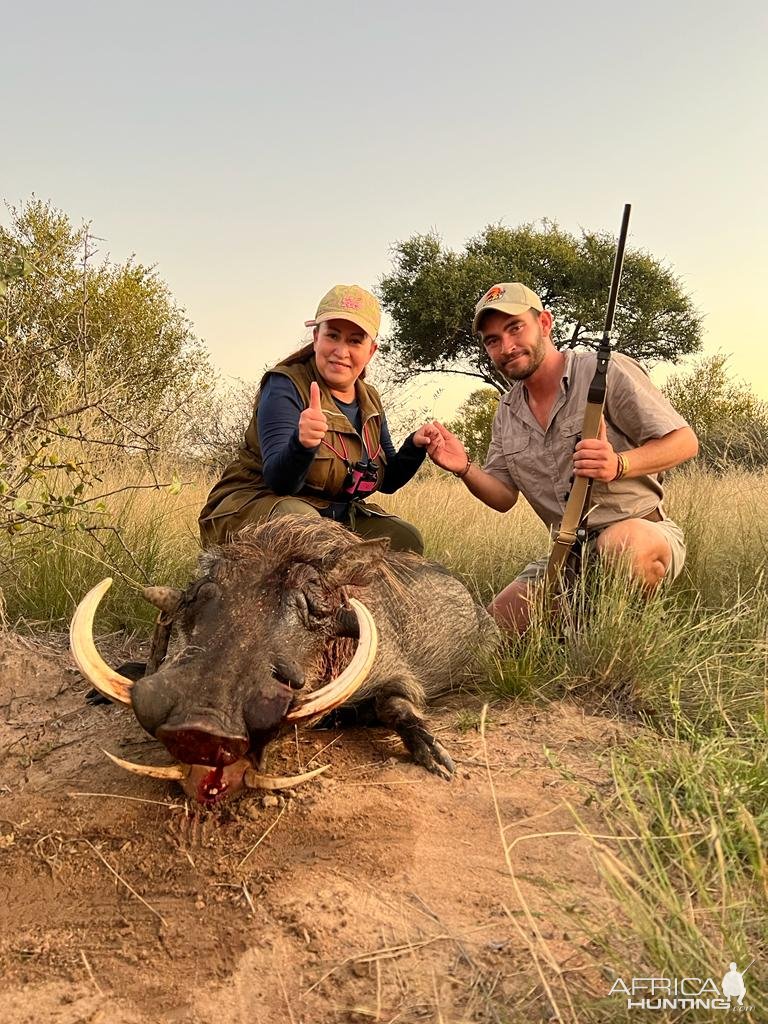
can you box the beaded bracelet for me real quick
[613,453,630,480]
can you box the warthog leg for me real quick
[374,690,455,781]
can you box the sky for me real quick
[3,0,767,422]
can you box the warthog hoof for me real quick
[408,727,455,781]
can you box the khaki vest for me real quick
[199,357,387,544]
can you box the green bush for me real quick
[662,354,768,470]
[0,198,214,541]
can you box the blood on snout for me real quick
[156,724,249,767]
[181,762,250,805]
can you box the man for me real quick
[427,282,698,631]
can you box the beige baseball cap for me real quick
[472,282,544,333]
[305,284,381,339]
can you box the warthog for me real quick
[71,516,497,803]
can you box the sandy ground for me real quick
[0,632,629,1023]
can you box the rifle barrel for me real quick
[603,203,632,337]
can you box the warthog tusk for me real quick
[104,750,330,793]
[70,579,134,705]
[244,764,331,790]
[286,598,377,722]
[103,749,186,780]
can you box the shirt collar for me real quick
[562,349,576,391]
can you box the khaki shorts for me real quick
[514,516,686,586]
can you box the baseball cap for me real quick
[472,282,544,333]
[305,284,381,339]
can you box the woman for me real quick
[199,284,431,552]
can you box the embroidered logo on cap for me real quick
[482,286,506,304]
[341,294,363,311]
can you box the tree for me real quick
[181,378,256,470]
[446,389,499,464]
[0,197,214,537]
[1,198,211,423]
[378,221,702,393]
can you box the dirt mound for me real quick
[0,633,627,1022]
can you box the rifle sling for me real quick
[543,203,630,594]
[544,360,608,590]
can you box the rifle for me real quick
[544,203,632,594]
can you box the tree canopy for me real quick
[378,221,703,392]
[662,354,768,471]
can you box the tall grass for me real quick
[384,463,768,605]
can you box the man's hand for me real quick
[298,381,328,448]
[573,418,617,481]
[427,420,517,511]
[425,422,469,474]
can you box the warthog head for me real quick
[71,517,387,803]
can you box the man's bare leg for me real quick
[488,519,672,635]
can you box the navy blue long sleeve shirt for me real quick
[257,376,425,510]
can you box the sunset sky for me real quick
[4,0,767,421]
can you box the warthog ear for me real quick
[143,586,183,615]
[321,539,390,588]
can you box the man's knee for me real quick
[596,519,671,589]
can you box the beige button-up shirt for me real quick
[483,350,689,530]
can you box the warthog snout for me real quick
[131,668,295,767]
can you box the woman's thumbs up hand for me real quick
[298,381,329,448]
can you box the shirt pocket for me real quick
[304,447,340,494]
[501,431,531,484]
[555,414,584,494]
[559,414,584,444]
